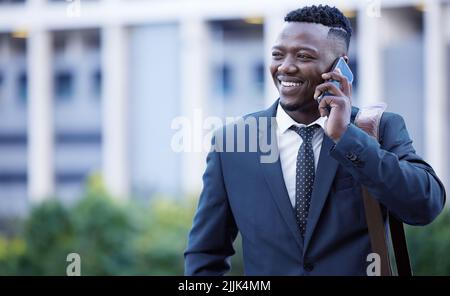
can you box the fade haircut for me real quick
[284,5,353,51]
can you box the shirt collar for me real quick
[276,102,327,134]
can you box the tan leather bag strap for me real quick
[361,187,392,276]
[355,104,412,276]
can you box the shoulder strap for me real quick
[355,104,412,276]
[361,187,392,275]
[389,214,412,275]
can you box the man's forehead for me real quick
[277,22,330,42]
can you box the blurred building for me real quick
[0,0,448,216]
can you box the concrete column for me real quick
[356,4,383,106]
[27,28,54,202]
[424,0,448,188]
[446,4,450,43]
[101,25,129,199]
[179,17,209,196]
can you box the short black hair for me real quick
[284,5,352,50]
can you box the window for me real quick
[254,62,265,93]
[0,172,27,184]
[0,71,4,102]
[0,0,26,4]
[55,172,86,184]
[216,63,232,97]
[92,69,101,98]
[56,131,101,145]
[54,71,74,101]
[0,133,27,145]
[17,72,27,103]
[10,36,26,55]
[53,32,68,53]
[83,30,101,50]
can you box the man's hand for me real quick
[313,68,352,142]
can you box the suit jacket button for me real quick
[304,262,314,272]
[346,152,357,161]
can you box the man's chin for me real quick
[279,98,301,112]
[279,95,317,112]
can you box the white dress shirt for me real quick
[275,103,328,208]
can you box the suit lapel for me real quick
[257,100,303,251]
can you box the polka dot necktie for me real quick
[290,124,319,237]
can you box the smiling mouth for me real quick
[280,81,302,87]
[277,76,304,88]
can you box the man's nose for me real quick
[278,57,298,74]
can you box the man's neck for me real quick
[284,108,321,125]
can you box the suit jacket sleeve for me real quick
[330,112,446,226]
[184,133,238,275]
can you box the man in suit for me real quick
[184,5,446,275]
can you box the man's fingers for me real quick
[321,70,351,97]
[314,81,343,99]
[318,96,333,117]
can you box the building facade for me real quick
[0,0,448,216]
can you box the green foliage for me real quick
[22,200,74,275]
[0,236,26,275]
[406,209,450,275]
[0,176,447,275]
[0,175,241,275]
[130,197,195,275]
[0,197,186,275]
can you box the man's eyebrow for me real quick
[271,45,318,53]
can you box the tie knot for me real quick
[291,124,319,143]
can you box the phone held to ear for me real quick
[317,57,354,103]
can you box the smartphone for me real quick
[317,57,353,102]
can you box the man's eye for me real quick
[272,52,283,58]
[298,54,312,60]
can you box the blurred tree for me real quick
[406,209,450,275]
[0,176,446,275]
[22,199,74,275]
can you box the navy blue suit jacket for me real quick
[184,99,446,275]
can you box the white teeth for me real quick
[280,81,301,87]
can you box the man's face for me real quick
[270,22,340,112]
